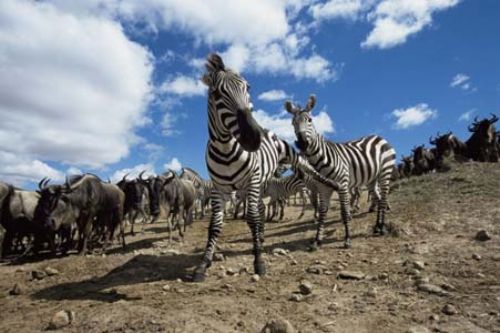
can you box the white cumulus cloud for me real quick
[392,103,437,129]
[110,163,156,183]
[159,75,206,97]
[164,158,182,172]
[310,0,365,20]
[258,90,290,102]
[458,109,476,122]
[0,0,153,186]
[361,0,461,49]
[450,73,474,91]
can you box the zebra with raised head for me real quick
[285,95,396,249]
[192,54,337,282]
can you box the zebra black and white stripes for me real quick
[192,54,337,282]
[263,170,307,221]
[286,95,396,248]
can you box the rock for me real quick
[306,264,327,275]
[414,276,430,285]
[472,253,482,260]
[31,270,47,280]
[162,284,171,292]
[406,326,430,333]
[378,272,389,280]
[214,253,225,262]
[365,287,377,298]
[162,249,181,256]
[324,270,334,276]
[327,302,339,311]
[491,254,500,262]
[226,268,238,276]
[429,314,440,321]
[44,267,60,276]
[289,293,303,302]
[406,268,421,276]
[440,283,456,291]
[299,280,313,295]
[9,283,23,295]
[250,274,260,283]
[475,230,491,241]
[412,261,425,270]
[442,304,458,315]
[290,259,298,266]
[417,283,449,296]
[272,248,288,256]
[337,271,365,280]
[477,272,485,278]
[261,318,295,333]
[48,310,75,330]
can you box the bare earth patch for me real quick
[1,162,499,332]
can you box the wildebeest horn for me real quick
[138,170,147,181]
[473,116,479,124]
[429,135,436,145]
[490,113,498,123]
[38,177,49,190]
[468,124,475,132]
[121,173,130,182]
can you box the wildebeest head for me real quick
[468,114,498,143]
[401,155,414,177]
[34,177,71,230]
[201,53,262,152]
[284,94,317,152]
[430,131,454,158]
[139,171,165,217]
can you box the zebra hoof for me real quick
[254,262,266,276]
[308,241,321,252]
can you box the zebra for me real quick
[192,54,338,282]
[285,95,396,249]
[262,169,308,221]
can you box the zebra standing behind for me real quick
[285,95,396,249]
[192,54,338,282]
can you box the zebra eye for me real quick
[307,118,312,123]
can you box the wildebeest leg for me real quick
[1,230,13,258]
[78,218,93,255]
[193,190,225,282]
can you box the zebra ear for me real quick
[201,74,212,87]
[305,94,316,113]
[284,100,295,114]
[206,53,225,72]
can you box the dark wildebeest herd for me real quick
[395,114,499,179]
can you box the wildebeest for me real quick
[412,145,437,175]
[466,114,499,162]
[35,174,125,255]
[116,173,150,235]
[429,131,468,164]
[400,155,414,178]
[179,167,213,219]
[1,185,42,256]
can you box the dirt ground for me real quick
[0,162,499,333]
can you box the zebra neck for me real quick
[207,94,237,153]
[304,133,325,158]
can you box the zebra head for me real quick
[202,53,262,152]
[285,94,317,151]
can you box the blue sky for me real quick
[0,0,499,187]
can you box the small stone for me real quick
[365,287,377,298]
[442,304,458,315]
[261,318,295,333]
[337,271,365,280]
[290,260,298,266]
[406,268,421,276]
[412,261,425,270]
[327,302,339,311]
[475,230,491,241]
[44,267,60,276]
[440,283,456,291]
[272,248,288,256]
[48,310,75,330]
[414,276,430,285]
[324,270,334,276]
[306,264,327,275]
[378,273,389,280]
[9,283,23,295]
[162,284,171,292]
[472,253,482,260]
[429,314,440,321]
[162,249,181,256]
[289,293,303,302]
[406,326,430,333]
[251,274,260,283]
[417,283,449,296]
[31,270,47,280]
[176,278,183,283]
[491,254,500,262]
[315,260,327,265]
[299,280,313,295]
[477,272,485,278]
[226,268,238,276]
[214,253,225,262]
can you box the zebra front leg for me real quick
[310,191,332,251]
[192,191,224,282]
[338,188,353,248]
[246,190,266,276]
[278,199,285,220]
[258,199,265,243]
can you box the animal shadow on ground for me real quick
[32,252,200,303]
